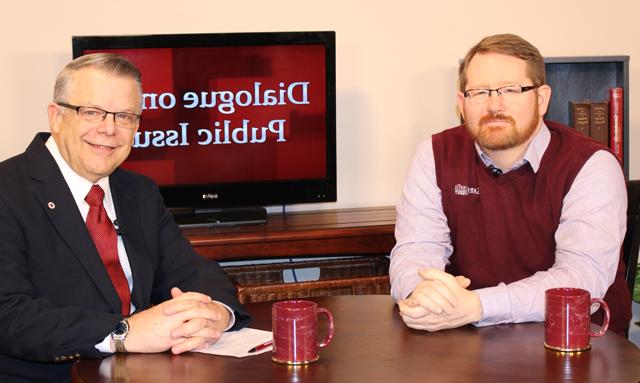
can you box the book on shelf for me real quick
[568,101,590,136]
[609,87,624,165]
[589,101,609,146]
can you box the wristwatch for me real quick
[111,319,129,353]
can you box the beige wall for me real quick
[1,0,638,210]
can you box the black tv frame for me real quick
[72,31,337,224]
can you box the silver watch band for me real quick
[111,319,129,353]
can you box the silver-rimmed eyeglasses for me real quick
[56,102,142,130]
[463,84,540,105]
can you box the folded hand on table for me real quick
[398,269,483,331]
[123,287,230,354]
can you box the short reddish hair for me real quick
[459,34,545,91]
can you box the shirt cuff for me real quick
[96,333,114,353]
[473,283,512,327]
[392,271,424,302]
[214,300,236,331]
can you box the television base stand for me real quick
[171,207,267,228]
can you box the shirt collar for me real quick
[44,136,111,206]
[475,122,550,174]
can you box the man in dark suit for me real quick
[0,53,250,381]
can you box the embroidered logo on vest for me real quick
[454,184,480,196]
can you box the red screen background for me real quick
[87,45,327,186]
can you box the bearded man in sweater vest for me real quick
[390,34,631,334]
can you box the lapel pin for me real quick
[47,202,56,209]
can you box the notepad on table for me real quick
[192,327,273,358]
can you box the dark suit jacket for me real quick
[0,133,251,381]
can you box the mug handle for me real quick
[317,307,334,348]
[590,298,610,337]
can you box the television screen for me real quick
[72,32,336,224]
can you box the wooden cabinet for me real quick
[183,206,396,261]
[182,206,397,302]
[544,56,630,178]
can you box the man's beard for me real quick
[467,110,539,151]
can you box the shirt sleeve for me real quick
[389,139,453,301]
[475,150,627,326]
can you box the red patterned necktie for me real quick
[85,185,131,315]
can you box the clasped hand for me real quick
[124,287,231,354]
[398,269,482,331]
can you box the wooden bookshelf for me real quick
[544,56,630,178]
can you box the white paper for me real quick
[192,327,273,358]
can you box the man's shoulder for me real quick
[0,151,29,190]
[0,151,27,173]
[111,167,157,191]
[0,133,54,182]
[431,124,474,158]
[433,124,467,139]
[545,119,610,157]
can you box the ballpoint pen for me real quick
[248,340,273,353]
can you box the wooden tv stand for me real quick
[182,206,396,261]
[182,206,397,302]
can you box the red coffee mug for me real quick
[544,287,610,352]
[272,300,334,364]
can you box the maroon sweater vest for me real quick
[432,121,631,334]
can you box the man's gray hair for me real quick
[53,53,142,103]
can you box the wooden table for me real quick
[72,296,640,382]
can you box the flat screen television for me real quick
[72,31,336,226]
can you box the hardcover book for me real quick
[589,101,609,146]
[568,101,590,136]
[609,87,624,164]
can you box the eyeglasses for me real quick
[463,84,539,105]
[56,102,142,130]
